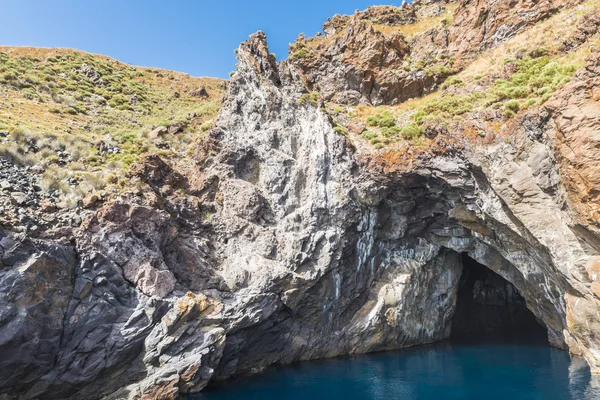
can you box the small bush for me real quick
[400,125,423,140]
[505,100,521,113]
[441,76,464,89]
[381,126,401,138]
[10,126,28,143]
[40,166,68,192]
[419,95,473,117]
[490,56,577,103]
[366,111,396,128]
[529,47,549,58]
[21,88,38,100]
[291,48,308,60]
[334,125,348,135]
[525,98,537,107]
[299,92,320,106]
[106,173,118,184]
[540,92,553,103]
[362,130,378,140]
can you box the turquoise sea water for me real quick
[194,337,600,400]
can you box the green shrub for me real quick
[23,75,39,85]
[525,98,538,107]
[441,76,464,89]
[366,111,396,128]
[106,173,118,184]
[540,92,553,103]
[415,60,426,70]
[3,71,18,81]
[291,48,308,60]
[536,86,552,95]
[529,47,549,58]
[503,109,516,119]
[299,92,320,106]
[490,56,577,103]
[505,100,521,113]
[10,126,27,143]
[420,95,473,117]
[334,125,348,135]
[381,126,402,138]
[21,88,38,100]
[115,132,138,144]
[412,110,429,124]
[362,130,378,140]
[400,125,423,140]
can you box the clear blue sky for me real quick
[0,0,400,79]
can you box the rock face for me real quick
[292,17,437,106]
[0,228,76,396]
[448,0,585,56]
[293,0,585,106]
[1,2,600,400]
[292,2,451,106]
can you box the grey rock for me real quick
[10,192,27,206]
[148,126,168,139]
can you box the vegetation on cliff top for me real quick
[330,0,600,156]
[0,47,226,206]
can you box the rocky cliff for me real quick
[1,0,600,399]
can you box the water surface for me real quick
[194,336,600,400]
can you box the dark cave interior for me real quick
[450,253,548,343]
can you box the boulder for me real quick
[188,87,209,98]
[148,126,168,139]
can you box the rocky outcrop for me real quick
[0,228,76,396]
[447,0,586,56]
[292,3,453,106]
[1,4,600,400]
[295,0,585,106]
[545,51,600,240]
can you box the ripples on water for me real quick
[193,336,600,400]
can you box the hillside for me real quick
[0,47,226,231]
[290,0,599,161]
[1,0,600,399]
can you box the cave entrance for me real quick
[450,253,548,344]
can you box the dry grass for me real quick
[459,0,599,82]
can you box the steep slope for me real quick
[1,0,600,399]
[0,47,226,234]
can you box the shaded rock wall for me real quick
[451,254,544,336]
